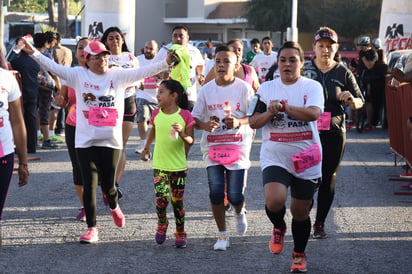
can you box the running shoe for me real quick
[41,140,58,149]
[290,252,307,273]
[362,125,373,132]
[174,232,187,248]
[400,172,412,179]
[235,208,247,235]
[50,134,64,143]
[155,222,169,244]
[79,227,98,244]
[269,228,286,254]
[135,142,145,154]
[313,223,327,239]
[76,208,86,222]
[213,233,230,251]
[115,183,123,200]
[110,207,125,227]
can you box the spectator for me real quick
[245,38,261,64]
[249,37,277,83]
[135,40,160,154]
[10,38,41,154]
[33,32,58,149]
[50,31,73,140]
[249,41,324,273]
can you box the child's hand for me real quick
[204,120,219,132]
[140,149,151,161]
[171,122,182,133]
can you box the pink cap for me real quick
[84,41,110,59]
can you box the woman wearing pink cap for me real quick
[21,39,174,244]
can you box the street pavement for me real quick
[0,126,411,274]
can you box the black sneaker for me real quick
[41,140,58,149]
[313,223,327,239]
[115,183,123,200]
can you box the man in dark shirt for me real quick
[11,49,40,153]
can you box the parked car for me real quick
[304,41,358,67]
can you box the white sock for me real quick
[49,130,55,136]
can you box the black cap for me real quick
[314,29,338,43]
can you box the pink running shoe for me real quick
[110,207,125,227]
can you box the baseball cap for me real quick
[84,41,110,59]
[314,29,338,43]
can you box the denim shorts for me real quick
[206,165,247,206]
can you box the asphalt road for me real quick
[0,127,411,274]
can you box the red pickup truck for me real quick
[304,41,358,67]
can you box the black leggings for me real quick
[65,124,82,186]
[76,147,121,228]
[316,131,346,224]
[0,153,14,220]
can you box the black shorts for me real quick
[123,95,137,122]
[262,166,318,200]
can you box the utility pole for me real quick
[287,0,298,42]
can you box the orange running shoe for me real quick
[269,228,286,254]
[290,252,307,273]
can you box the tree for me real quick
[243,0,292,42]
[244,0,382,40]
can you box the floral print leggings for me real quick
[153,169,187,233]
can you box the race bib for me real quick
[317,112,331,131]
[291,143,322,173]
[88,107,118,127]
[208,145,240,165]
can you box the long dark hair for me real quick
[277,41,305,62]
[100,26,130,52]
[160,79,189,110]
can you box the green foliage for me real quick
[8,0,82,15]
[244,0,382,39]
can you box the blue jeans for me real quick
[206,165,247,206]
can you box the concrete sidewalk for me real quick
[0,127,411,273]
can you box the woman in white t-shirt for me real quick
[101,26,140,196]
[0,68,29,232]
[21,39,174,244]
[249,41,324,273]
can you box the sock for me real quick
[49,130,55,137]
[37,130,42,137]
[265,205,286,231]
[292,217,311,253]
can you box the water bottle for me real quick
[13,36,30,54]
[223,101,231,116]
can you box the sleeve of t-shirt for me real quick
[150,108,160,125]
[191,86,206,120]
[180,109,196,129]
[7,70,21,102]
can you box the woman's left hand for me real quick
[18,164,29,187]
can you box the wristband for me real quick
[19,163,28,167]
[280,100,287,112]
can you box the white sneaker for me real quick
[213,233,230,251]
[135,142,145,154]
[235,209,247,235]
